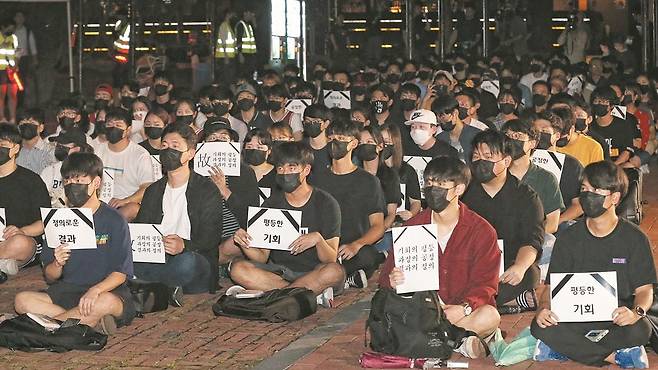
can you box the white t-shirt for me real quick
[40,161,66,207]
[130,119,146,143]
[95,141,155,199]
[161,181,191,239]
[520,72,548,92]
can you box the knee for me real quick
[473,304,501,328]
[14,291,33,314]
[229,259,255,281]
[6,234,35,253]
[91,293,122,317]
[319,262,346,285]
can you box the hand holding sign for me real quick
[194,142,241,177]
[392,224,440,294]
[53,245,71,267]
[163,235,185,255]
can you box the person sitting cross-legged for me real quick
[14,152,136,335]
[229,141,345,305]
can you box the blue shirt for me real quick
[41,203,133,287]
[436,123,482,163]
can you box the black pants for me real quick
[496,264,540,305]
[342,244,384,278]
[531,318,652,367]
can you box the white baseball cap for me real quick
[405,109,438,126]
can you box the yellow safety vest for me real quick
[215,21,236,58]
[237,21,256,54]
[0,33,18,71]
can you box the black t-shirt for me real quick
[241,111,274,131]
[258,167,277,189]
[139,140,160,155]
[547,219,657,307]
[476,89,499,121]
[303,138,332,175]
[558,153,584,206]
[590,117,635,160]
[263,188,341,272]
[462,173,545,268]
[586,130,611,161]
[0,166,50,229]
[397,161,421,209]
[403,137,460,158]
[313,167,385,245]
[376,166,402,210]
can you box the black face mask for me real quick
[381,145,394,160]
[160,147,185,172]
[490,62,502,71]
[454,63,465,72]
[54,144,70,161]
[19,124,38,140]
[364,72,378,82]
[592,103,609,117]
[434,85,449,96]
[532,94,547,107]
[237,98,255,111]
[639,84,651,95]
[579,191,609,218]
[303,121,323,138]
[176,115,194,125]
[59,117,76,131]
[386,74,401,84]
[351,86,367,96]
[105,127,125,144]
[154,84,169,96]
[458,107,470,120]
[313,70,325,80]
[537,132,553,150]
[95,120,106,135]
[575,118,588,132]
[424,186,452,213]
[440,119,456,132]
[0,146,12,166]
[371,100,388,114]
[267,100,283,111]
[556,136,569,148]
[199,104,214,115]
[145,126,164,140]
[417,71,431,81]
[330,140,351,160]
[529,64,542,73]
[94,99,110,111]
[621,95,633,105]
[508,139,527,160]
[244,149,267,166]
[321,81,336,91]
[399,99,417,112]
[120,96,135,109]
[471,159,499,183]
[356,144,378,161]
[213,103,229,117]
[64,183,92,208]
[499,103,516,115]
[275,172,302,193]
[402,71,416,81]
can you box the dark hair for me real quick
[283,63,300,74]
[332,69,351,82]
[0,123,21,145]
[455,89,479,107]
[292,81,317,98]
[175,97,196,113]
[369,83,394,99]
[532,80,550,91]
[105,108,132,127]
[162,123,198,149]
[431,95,460,115]
[244,128,272,148]
[61,152,104,180]
[271,141,314,167]
[424,155,471,188]
[538,110,564,134]
[327,119,360,139]
[145,106,170,126]
[547,92,577,109]
[269,122,294,138]
[498,89,521,104]
[209,86,233,101]
[57,99,81,115]
[265,84,289,99]
[153,71,171,83]
[471,129,509,158]
[591,86,619,105]
[502,119,538,141]
[304,104,332,121]
[120,80,140,94]
[380,123,403,170]
[399,83,421,98]
[582,161,628,198]
[17,108,45,125]
[549,107,575,134]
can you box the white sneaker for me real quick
[316,287,334,308]
[0,259,18,275]
[455,335,488,359]
[225,285,246,297]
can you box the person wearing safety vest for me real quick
[215,10,237,82]
[0,18,19,124]
[235,10,257,77]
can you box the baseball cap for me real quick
[433,70,456,85]
[235,83,257,97]
[405,109,438,126]
[203,118,239,142]
[95,83,113,97]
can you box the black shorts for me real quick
[45,281,136,327]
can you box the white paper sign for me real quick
[551,271,618,322]
[41,208,96,249]
[0,208,5,241]
[129,224,166,263]
[100,169,115,202]
[397,184,407,212]
[612,105,627,120]
[246,207,302,250]
[285,99,312,115]
[392,224,440,294]
[531,149,565,182]
[194,142,241,177]
[480,80,500,97]
[323,90,351,109]
[498,240,505,277]
[258,187,271,206]
[403,156,432,199]
[150,155,163,180]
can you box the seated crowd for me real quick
[0,50,657,368]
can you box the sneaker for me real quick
[316,287,334,308]
[0,259,18,275]
[615,346,649,369]
[455,335,488,359]
[533,340,568,362]
[225,285,246,297]
[95,315,117,335]
[344,270,367,289]
[169,286,184,307]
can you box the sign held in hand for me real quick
[41,207,96,249]
[550,271,618,322]
[194,142,241,177]
[246,206,302,251]
[129,224,166,263]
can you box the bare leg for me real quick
[219,238,243,264]
[450,304,501,338]
[0,235,36,264]
[14,291,67,317]
[229,259,288,291]
[289,263,345,294]
[53,292,124,327]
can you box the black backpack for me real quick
[0,314,107,352]
[366,288,473,360]
[212,287,317,322]
[127,280,170,314]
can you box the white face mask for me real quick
[410,128,431,146]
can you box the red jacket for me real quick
[378,203,501,310]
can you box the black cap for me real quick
[49,129,87,146]
[204,118,239,142]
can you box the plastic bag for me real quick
[488,327,537,366]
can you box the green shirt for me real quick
[521,163,565,215]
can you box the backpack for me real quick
[616,168,643,225]
[366,288,472,359]
[212,287,317,322]
[0,314,107,352]
[127,280,170,314]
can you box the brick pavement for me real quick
[0,162,657,370]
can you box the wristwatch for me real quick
[461,302,473,316]
[635,306,646,318]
